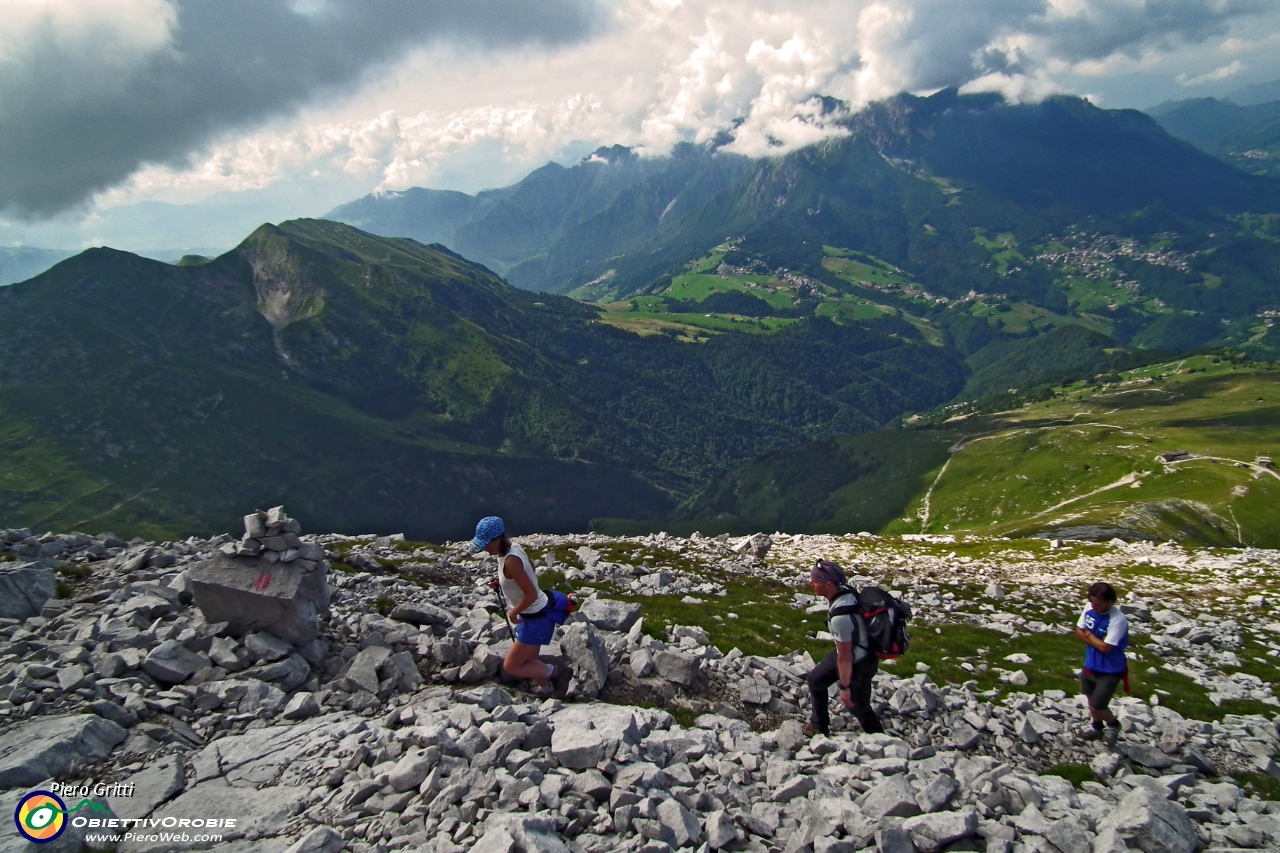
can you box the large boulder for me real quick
[337,646,390,695]
[235,652,311,693]
[902,808,979,852]
[657,798,702,848]
[0,562,56,620]
[243,632,292,662]
[0,714,126,788]
[1125,744,1174,770]
[861,775,922,820]
[282,692,321,720]
[580,598,642,632]
[559,622,610,700]
[1096,787,1198,853]
[733,533,772,559]
[554,705,642,745]
[284,827,345,853]
[551,704,641,769]
[189,553,330,645]
[551,726,606,770]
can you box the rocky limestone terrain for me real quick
[0,516,1276,853]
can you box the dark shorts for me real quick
[1081,671,1122,710]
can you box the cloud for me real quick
[0,0,601,217]
[960,69,1067,102]
[8,0,1278,232]
[1176,59,1245,86]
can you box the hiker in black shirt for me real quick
[804,560,883,737]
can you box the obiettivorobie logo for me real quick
[14,791,110,844]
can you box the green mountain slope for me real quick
[0,220,962,540]
[959,324,1171,401]
[594,91,1280,303]
[679,358,1280,547]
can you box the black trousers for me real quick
[807,649,882,735]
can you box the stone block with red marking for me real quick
[188,553,330,645]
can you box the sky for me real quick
[3,0,1280,255]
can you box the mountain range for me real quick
[330,89,1280,360]
[3,88,1280,541]
[0,219,959,540]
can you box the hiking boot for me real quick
[802,722,827,738]
[1079,726,1104,742]
[1103,725,1120,748]
[552,663,574,700]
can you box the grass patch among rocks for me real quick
[1044,763,1094,789]
[601,576,828,660]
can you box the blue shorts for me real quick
[513,591,570,646]
[515,616,556,646]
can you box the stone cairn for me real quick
[220,505,325,569]
[191,505,331,646]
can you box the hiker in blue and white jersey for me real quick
[471,516,574,698]
[1073,581,1129,747]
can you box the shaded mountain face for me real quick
[850,91,1278,216]
[1148,96,1280,178]
[504,144,754,293]
[0,219,962,540]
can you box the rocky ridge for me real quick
[0,520,1275,852]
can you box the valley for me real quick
[679,359,1280,547]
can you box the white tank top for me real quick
[498,542,548,615]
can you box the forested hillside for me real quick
[0,220,960,540]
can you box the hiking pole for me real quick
[489,577,515,640]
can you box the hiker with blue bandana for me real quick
[804,559,884,737]
[471,516,575,699]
